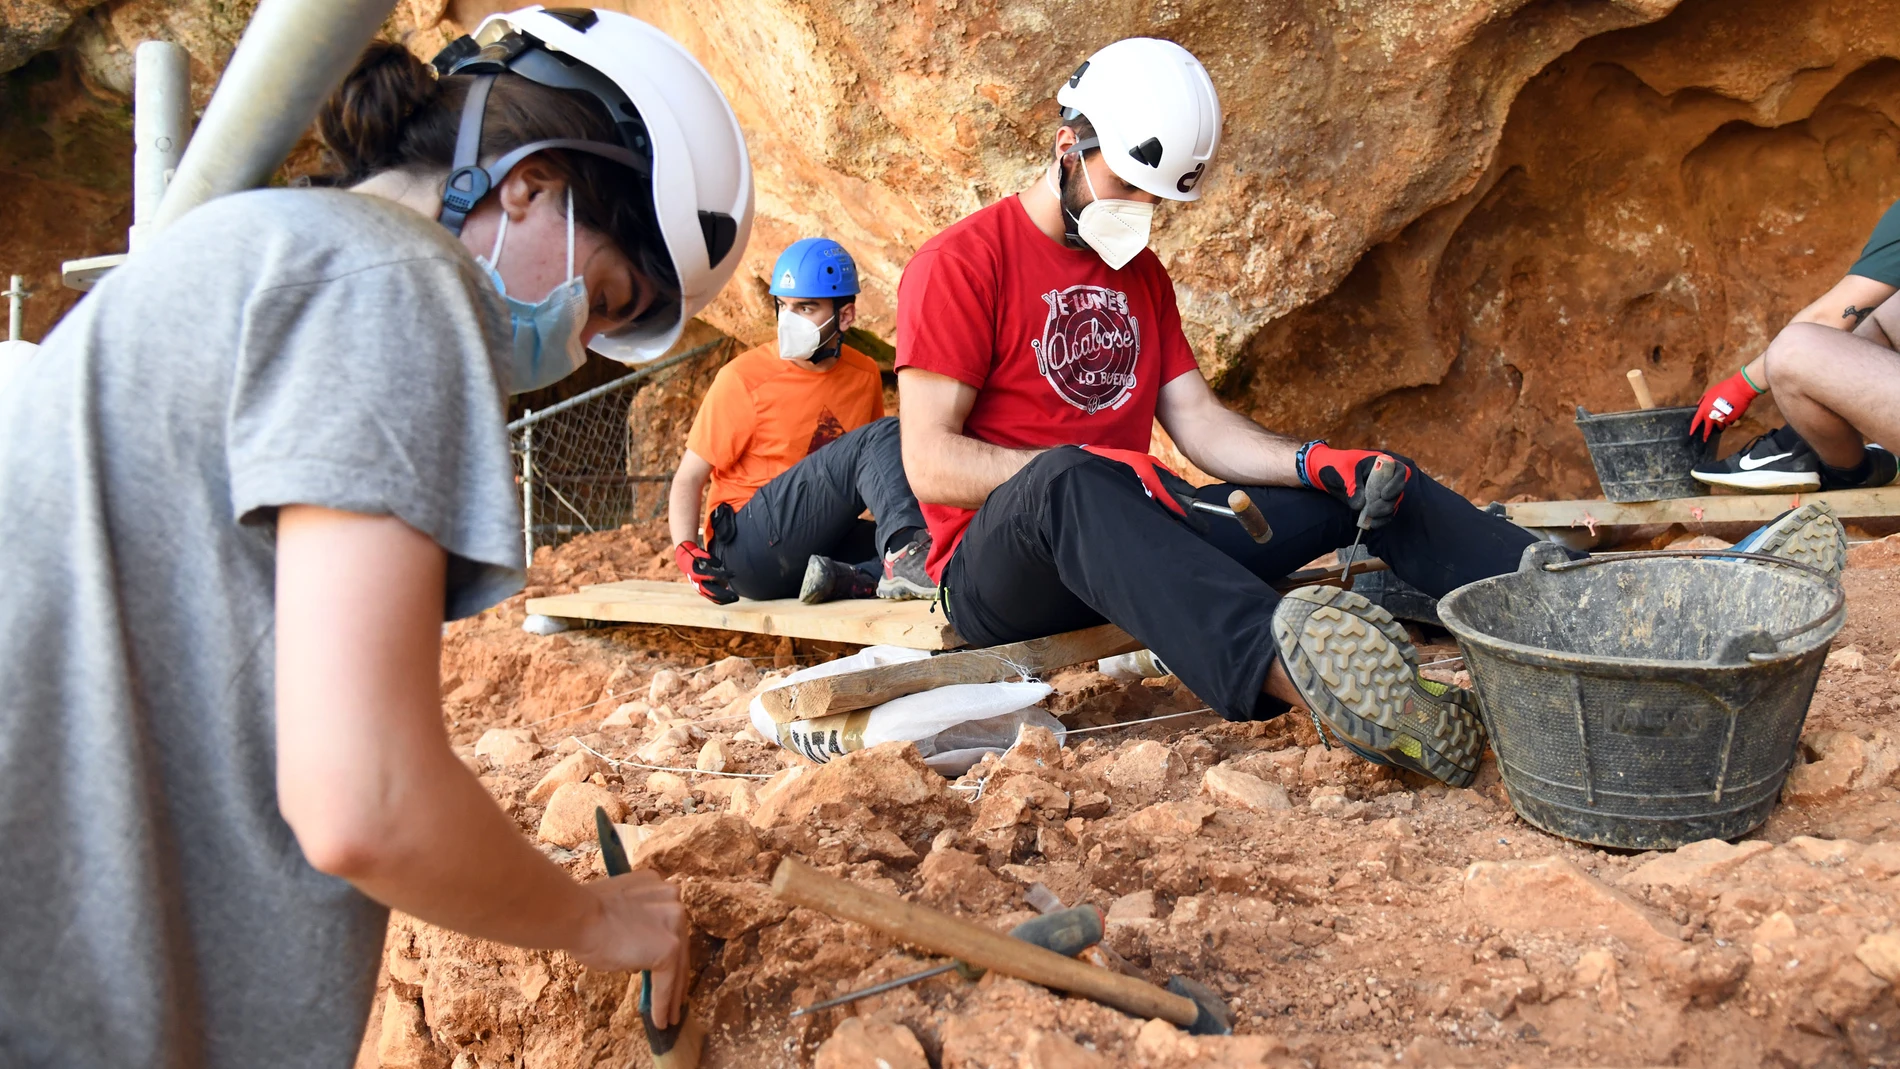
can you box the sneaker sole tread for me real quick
[1272,585,1484,788]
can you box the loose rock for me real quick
[537,782,626,848]
[474,727,541,767]
[1203,765,1294,812]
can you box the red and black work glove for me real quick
[1298,441,1412,530]
[673,541,738,605]
[1689,369,1761,441]
[1080,446,1207,532]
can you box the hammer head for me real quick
[1166,975,1233,1036]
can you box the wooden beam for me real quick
[525,580,962,650]
[759,623,1141,724]
[1502,486,1900,530]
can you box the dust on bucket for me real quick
[1437,543,1844,850]
[1574,404,1716,503]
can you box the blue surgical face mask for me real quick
[480,188,590,396]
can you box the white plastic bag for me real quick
[750,645,1063,774]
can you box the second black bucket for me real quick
[1575,404,1715,502]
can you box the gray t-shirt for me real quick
[0,189,523,1067]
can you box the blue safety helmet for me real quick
[768,237,859,299]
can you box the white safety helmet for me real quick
[1055,38,1222,202]
[433,6,753,362]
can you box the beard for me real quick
[1056,153,1092,248]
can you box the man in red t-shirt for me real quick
[895,39,1555,788]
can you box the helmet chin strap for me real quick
[1047,140,1102,251]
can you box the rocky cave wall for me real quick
[4,0,1898,496]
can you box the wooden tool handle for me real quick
[771,858,1199,1027]
[1626,369,1656,410]
[1226,489,1272,544]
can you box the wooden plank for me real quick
[1503,486,1900,529]
[526,579,963,650]
[758,623,1140,724]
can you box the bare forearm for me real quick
[1173,405,1304,487]
[667,469,705,546]
[905,428,1042,509]
[329,746,599,950]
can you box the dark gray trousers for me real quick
[708,417,925,600]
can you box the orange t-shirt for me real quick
[686,341,885,529]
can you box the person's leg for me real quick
[1765,321,1900,469]
[849,417,928,554]
[1193,467,1548,598]
[714,430,885,600]
[944,447,1287,721]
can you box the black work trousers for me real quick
[709,417,925,600]
[940,446,1544,721]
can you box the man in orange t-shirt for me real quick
[667,239,934,604]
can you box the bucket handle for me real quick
[1529,546,1846,663]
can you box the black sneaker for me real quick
[798,556,876,604]
[1692,425,1821,493]
[876,535,938,600]
[1820,445,1899,491]
[1270,585,1486,788]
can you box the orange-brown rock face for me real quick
[8,0,1900,497]
[1228,0,1900,499]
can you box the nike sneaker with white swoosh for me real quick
[1692,425,1821,492]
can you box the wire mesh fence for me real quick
[508,338,727,560]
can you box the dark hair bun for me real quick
[318,41,439,186]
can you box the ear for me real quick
[837,301,858,332]
[1053,124,1079,160]
[494,155,567,223]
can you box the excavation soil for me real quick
[358,526,1900,1069]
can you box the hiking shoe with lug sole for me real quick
[1271,585,1485,788]
[1692,425,1821,493]
[877,535,938,600]
[1733,501,1847,577]
[799,555,877,604]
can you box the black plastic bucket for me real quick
[1438,543,1844,850]
[1574,405,1715,502]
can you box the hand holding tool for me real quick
[1188,489,1273,543]
[1339,455,1407,586]
[673,541,737,605]
[1300,443,1411,529]
[1625,368,1656,410]
[597,809,704,1069]
[771,857,1232,1035]
[1080,446,1197,524]
[1689,368,1760,440]
[789,904,1105,1017]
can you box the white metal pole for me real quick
[5,276,24,342]
[129,41,192,252]
[522,416,536,564]
[149,0,399,234]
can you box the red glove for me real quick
[1081,446,1195,522]
[673,541,737,604]
[1689,369,1761,441]
[1298,442,1411,529]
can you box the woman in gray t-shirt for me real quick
[0,9,750,1066]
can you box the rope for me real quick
[574,738,774,780]
[1058,707,1216,735]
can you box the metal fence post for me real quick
[521,412,535,564]
[5,276,26,342]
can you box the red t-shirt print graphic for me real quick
[1031,285,1142,414]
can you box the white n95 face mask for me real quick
[777,306,836,362]
[480,188,590,396]
[1048,153,1155,270]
